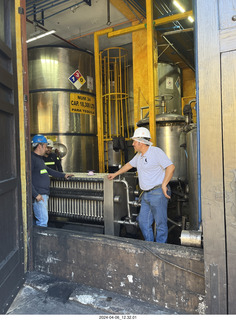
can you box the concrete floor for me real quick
[7,271,180,316]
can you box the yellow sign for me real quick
[70,94,95,116]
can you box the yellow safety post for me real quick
[146,0,156,146]
[94,28,113,172]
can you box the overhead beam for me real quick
[108,10,193,38]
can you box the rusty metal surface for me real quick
[33,227,205,314]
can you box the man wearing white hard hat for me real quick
[108,127,175,243]
[43,139,63,172]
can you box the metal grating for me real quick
[48,178,104,221]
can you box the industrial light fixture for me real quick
[173,0,194,23]
[173,0,185,13]
[26,30,56,43]
[188,16,194,23]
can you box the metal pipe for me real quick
[38,1,85,21]
[128,200,141,207]
[189,98,196,105]
[162,27,194,36]
[168,224,177,233]
[107,0,111,25]
[115,179,131,219]
[115,220,138,226]
[26,0,69,16]
[27,1,86,20]
[168,217,182,227]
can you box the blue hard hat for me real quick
[31,134,47,145]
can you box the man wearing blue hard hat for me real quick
[31,134,73,227]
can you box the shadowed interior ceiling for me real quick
[26,0,194,70]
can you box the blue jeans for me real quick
[33,195,49,227]
[138,186,170,243]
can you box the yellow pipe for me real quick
[154,10,193,26]
[94,28,113,172]
[108,10,193,38]
[108,23,145,38]
[114,59,119,137]
[103,56,107,140]
[146,0,156,146]
[108,52,112,139]
[100,52,105,166]
[119,49,124,138]
[15,0,27,272]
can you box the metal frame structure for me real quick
[94,5,193,172]
[101,47,130,170]
[26,0,91,24]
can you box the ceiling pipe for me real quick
[162,27,194,36]
[107,0,111,25]
[26,18,81,49]
[26,0,89,20]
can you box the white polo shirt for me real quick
[129,146,173,191]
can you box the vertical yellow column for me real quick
[132,25,149,128]
[146,0,156,146]
[15,0,27,272]
[132,6,157,144]
[94,29,113,172]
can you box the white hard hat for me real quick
[131,127,153,146]
[47,139,54,148]
[132,127,151,139]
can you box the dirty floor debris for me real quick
[6,271,180,315]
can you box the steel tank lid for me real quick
[137,113,185,126]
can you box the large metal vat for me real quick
[186,125,198,230]
[28,46,98,172]
[157,63,182,115]
[137,113,187,182]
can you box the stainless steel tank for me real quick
[186,125,198,230]
[28,46,98,172]
[137,113,187,182]
[156,63,182,115]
